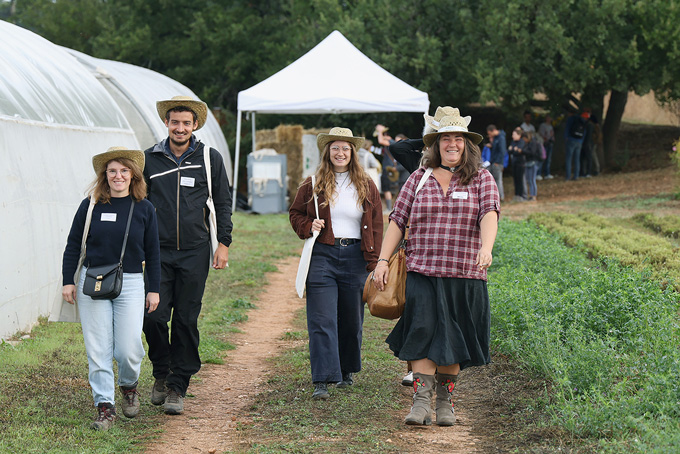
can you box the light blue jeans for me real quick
[525,161,539,197]
[77,267,145,407]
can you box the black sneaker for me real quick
[336,372,353,389]
[91,403,116,431]
[120,383,140,418]
[312,383,330,400]
[164,388,184,414]
[150,378,167,406]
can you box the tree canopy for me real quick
[6,0,680,169]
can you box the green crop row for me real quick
[632,213,680,239]
[528,212,680,289]
[490,219,680,452]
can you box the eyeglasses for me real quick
[330,146,351,152]
[107,168,131,177]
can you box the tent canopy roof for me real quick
[237,30,429,114]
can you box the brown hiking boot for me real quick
[163,388,184,415]
[150,378,167,406]
[120,383,140,418]
[91,403,116,431]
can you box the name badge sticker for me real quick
[452,191,469,200]
[180,177,195,187]
[101,213,117,222]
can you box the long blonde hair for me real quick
[88,158,147,203]
[312,142,371,208]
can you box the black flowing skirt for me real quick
[386,271,491,370]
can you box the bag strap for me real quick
[414,167,433,196]
[311,175,319,220]
[81,198,96,254]
[203,143,213,200]
[118,200,136,265]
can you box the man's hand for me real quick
[213,243,229,269]
[146,292,160,313]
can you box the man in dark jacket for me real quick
[143,95,233,415]
[486,125,507,201]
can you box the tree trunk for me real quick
[602,90,628,171]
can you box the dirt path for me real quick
[145,257,304,454]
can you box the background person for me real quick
[143,96,233,415]
[358,139,382,192]
[61,147,160,431]
[290,127,383,400]
[524,131,542,201]
[508,127,527,201]
[486,124,507,202]
[374,111,500,427]
[538,115,555,179]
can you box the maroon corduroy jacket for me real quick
[289,176,383,272]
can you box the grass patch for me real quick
[0,213,299,453]
[528,211,680,288]
[491,219,680,452]
[632,212,680,239]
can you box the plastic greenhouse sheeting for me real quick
[0,20,140,339]
[65,48,232,179]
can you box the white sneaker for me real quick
[401,371,414,387]
[536,175,543,181]
[545,174,554,180]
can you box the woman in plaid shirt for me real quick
[373,110,501,426]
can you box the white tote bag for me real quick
[295,175,320,298]
[203,145,219,264]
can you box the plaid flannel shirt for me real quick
[389,167,500,280]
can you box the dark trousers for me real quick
[143,243,210,394]
[305,243,367,383]
[512,161,526,198]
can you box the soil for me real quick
[143,167,679,454]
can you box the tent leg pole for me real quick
[231,111,243,213]
[252,112,257,153]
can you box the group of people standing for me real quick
[290,106,500,426]
[61,96,233,430]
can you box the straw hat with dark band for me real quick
[317,127,365,152]
[92,146,145,174]
[156,95,208,130]
[423,111,484,147]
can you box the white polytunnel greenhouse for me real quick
[0,19,231,340]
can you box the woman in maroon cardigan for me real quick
[290,127,383,400]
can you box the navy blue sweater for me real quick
[62,196,161,292]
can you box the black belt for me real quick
[334,238,360,247]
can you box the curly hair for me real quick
[420,134,482,186]
[311,142,371,208]
[88,158,147,204]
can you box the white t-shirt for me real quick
[330,172,362,239]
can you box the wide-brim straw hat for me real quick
[317,127,365,152]
[423,106,460,136]
[92,146,145,174]
[423,111,484,147]
[156,95,208,130]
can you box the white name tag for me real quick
[180,176,195,187]
[452,191,469,200]
[101,213,117,222]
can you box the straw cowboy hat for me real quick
[156,95,208,130]
[92,146,145,174]
[317,127,365,152]
[423,106,461,136]
[423,112,484,147]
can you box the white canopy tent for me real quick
[232,30,430,211]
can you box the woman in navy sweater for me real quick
[61,147,160,431]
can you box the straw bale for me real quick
[254,125,335,202]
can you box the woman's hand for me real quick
[146,292,160,313]
[62,285,77,305]
[372,262,389,291]
[311,219,325,233]
[476,248,493,271]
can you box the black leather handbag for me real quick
[82,201,135,300]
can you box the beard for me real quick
[169,135,191,147]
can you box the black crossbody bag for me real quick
[82,200,135,300]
